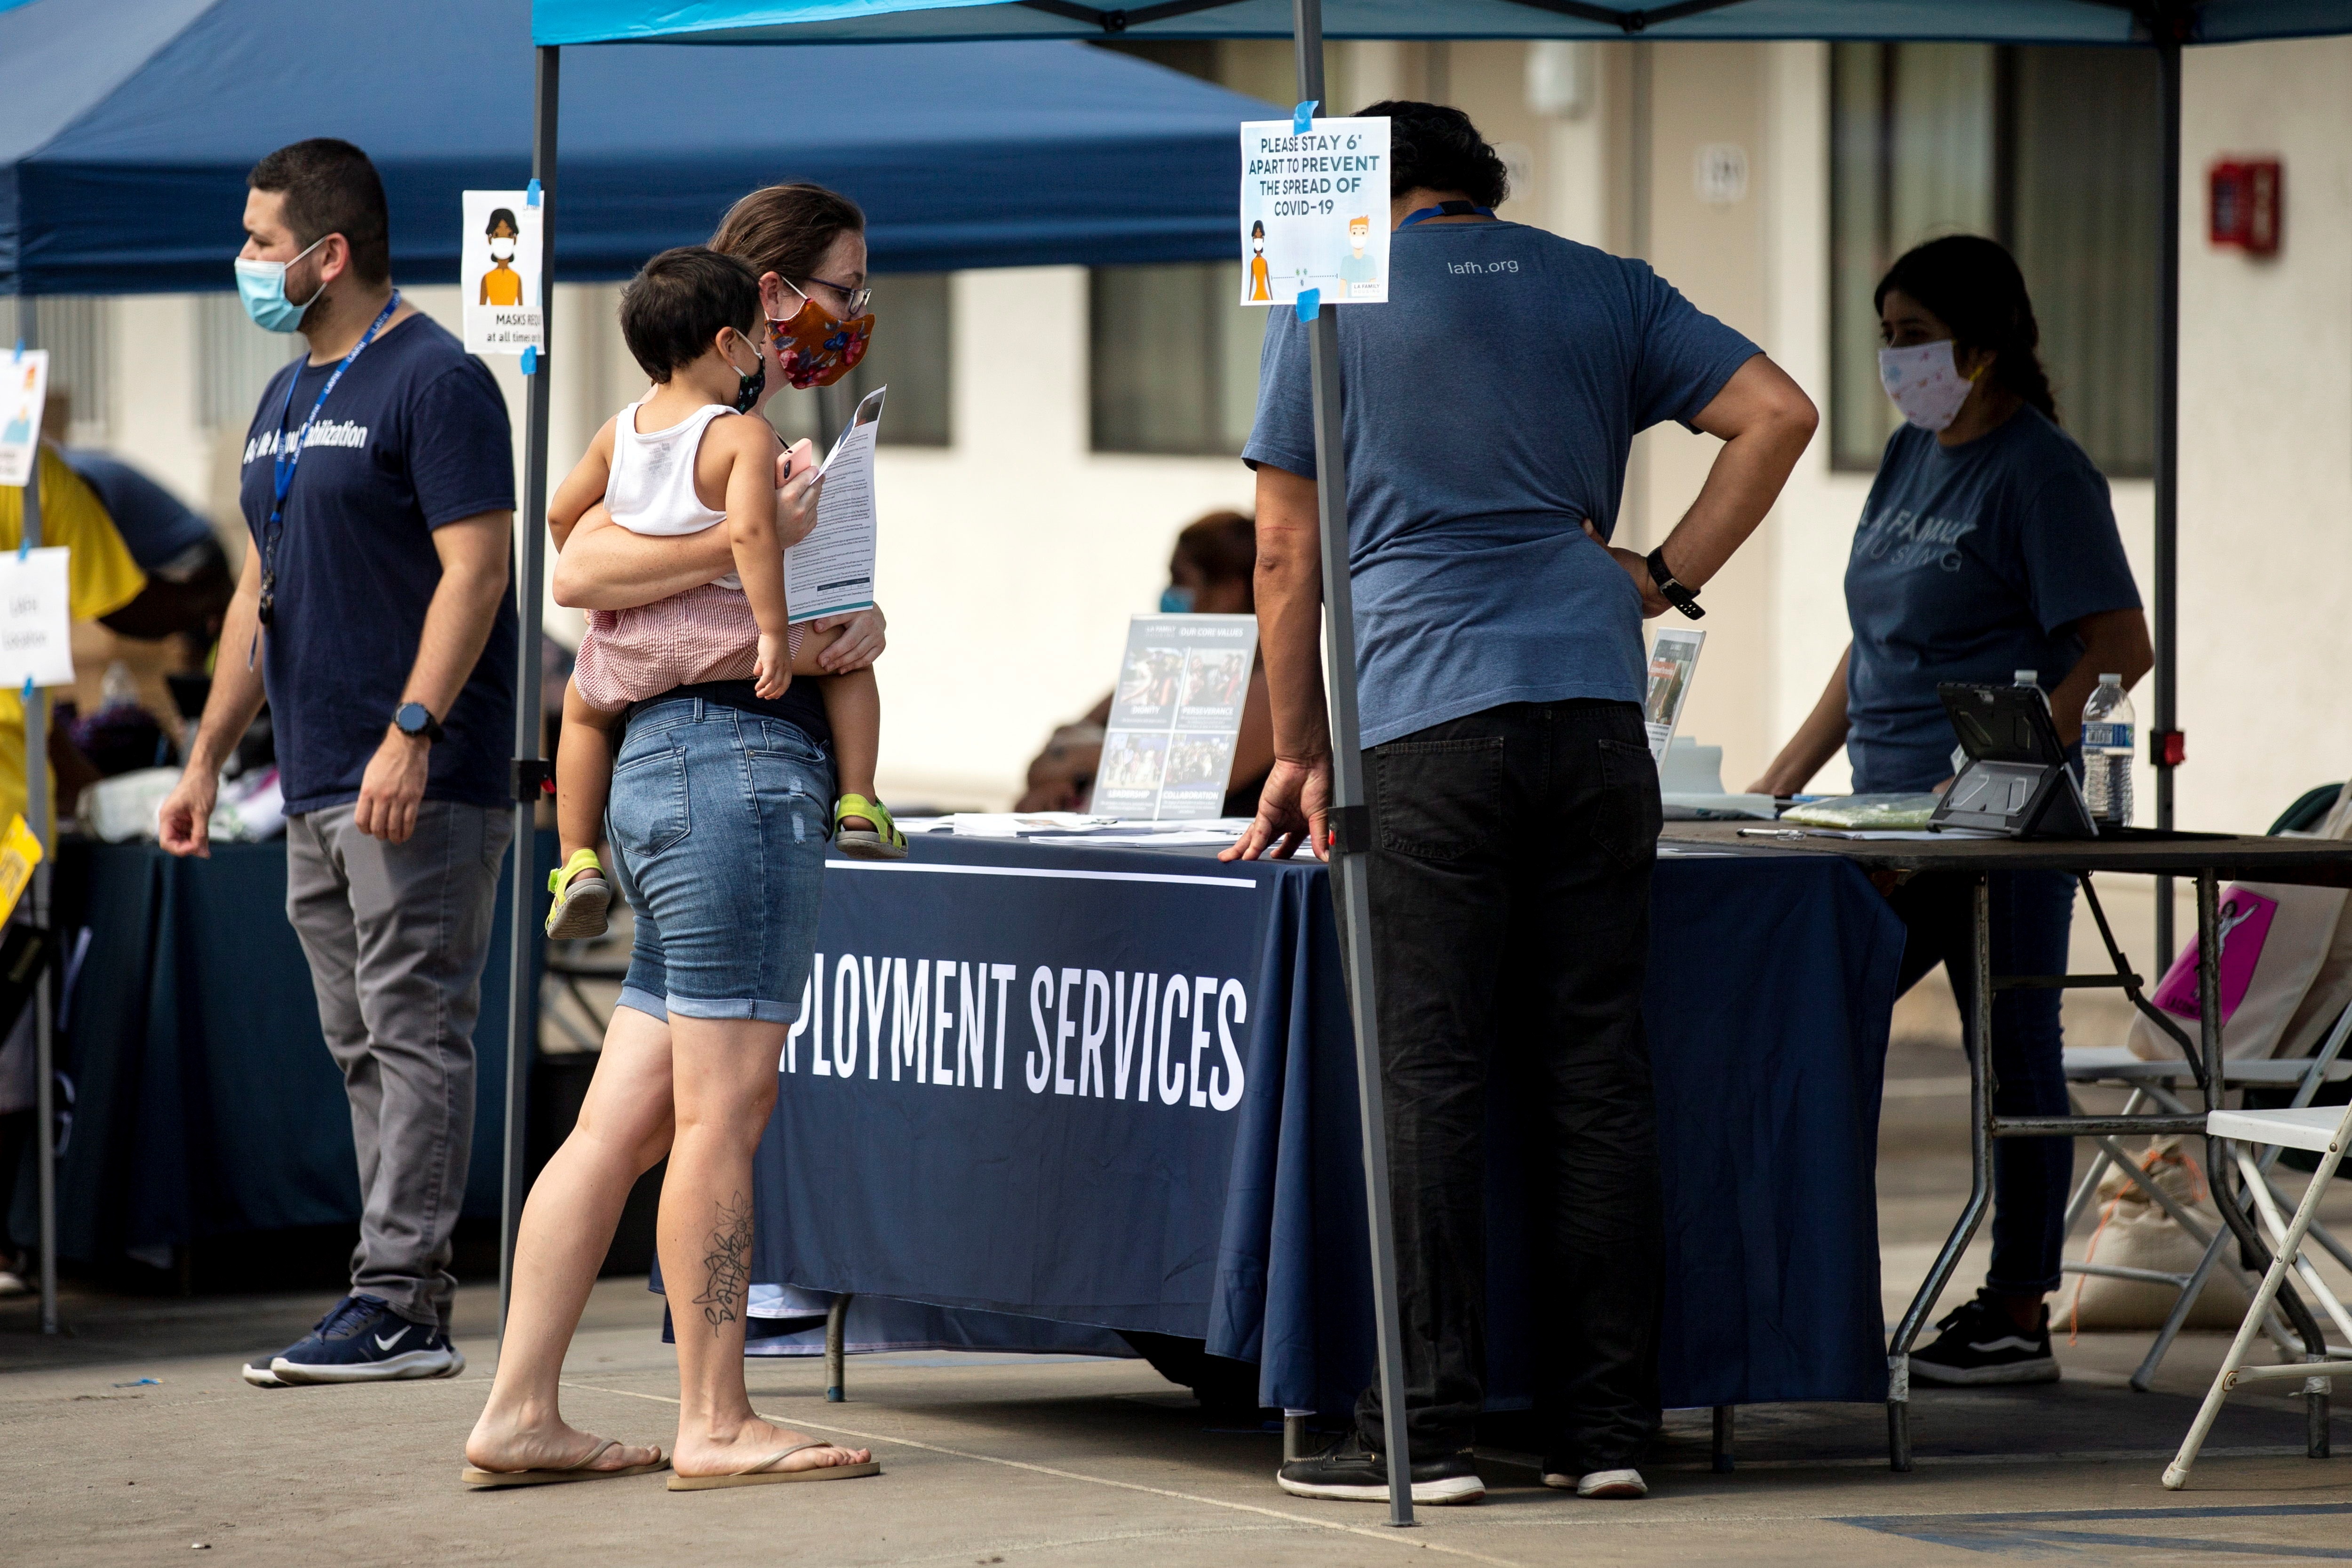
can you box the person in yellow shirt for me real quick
[0,447,148,829]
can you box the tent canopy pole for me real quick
[1287,0,1416,1528]
[501,42,560,1335]
[2152,24,2182,965]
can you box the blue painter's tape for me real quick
[16,536,26,561]
[22,677,33,703]
[526,178,542,207]
[520,344,539,376]
[1295,288,1321,323]
[1293,100,1317,134]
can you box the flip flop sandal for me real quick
[462,1437,668,1490]
[667,1441,882,1491]
[833,794,908,860]
[543,849,612,939]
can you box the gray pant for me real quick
[285,800,512,1328]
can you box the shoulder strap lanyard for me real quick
[1399,200,1498,228]
[254,289,401,642]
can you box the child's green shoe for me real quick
[544,848,612,939]
[834,794,908,860]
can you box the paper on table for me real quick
[786,385,884,624]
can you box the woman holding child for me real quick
[461,184,890,1491]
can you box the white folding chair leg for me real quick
[2165,1123,2352,1490]
[2238,1148,2352,1350]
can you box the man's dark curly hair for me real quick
[1358,100,1510,208]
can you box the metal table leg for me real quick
[1886,874,1998,1472]
[826,1293,851,1403]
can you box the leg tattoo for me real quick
[693,1193,753,1332]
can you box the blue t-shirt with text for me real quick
[1243,221,1757,747]
[1844,407,2141,792]
[238,313,516,815]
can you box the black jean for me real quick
[1889,870,2077,1296]
[1352,699,1665,1469]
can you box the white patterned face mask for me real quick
[1878,339,1977,431]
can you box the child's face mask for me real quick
[767,279,874,390]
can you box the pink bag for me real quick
[2147,886,2277,1024]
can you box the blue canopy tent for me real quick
[0,0,1275,1340]
[532,0,2352,1520]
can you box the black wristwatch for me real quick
[393,701,445,743]
[1645,547,1706,620]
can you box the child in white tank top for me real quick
[541,248,898,939]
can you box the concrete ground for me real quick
[6,1006,2350,1565]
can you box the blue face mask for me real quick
[1159,585,1196,614]
[234,235,328,334]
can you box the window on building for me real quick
[1830,43,2159,475]
[1089,263,1265,456]
[2,295,115,442]
[765,272,953,449]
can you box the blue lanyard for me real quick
[1399,202,1497,228]
[256,290,399,633]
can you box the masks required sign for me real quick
[460,191,544,356]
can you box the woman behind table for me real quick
[463,183,887,1490]
[1016,510,1275,814]
[1750,235,2151,1386]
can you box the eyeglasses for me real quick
[793,275,872,319]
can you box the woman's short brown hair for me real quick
[709,183,866,286]
[1172,510,1257,597]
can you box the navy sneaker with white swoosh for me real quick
[263,1295,465,1385]
[1909,1289,2059,1386]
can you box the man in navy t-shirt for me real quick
[1231,103,1818,1505]
[158,140,516,1387]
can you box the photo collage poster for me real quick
[1091,614,1259,821]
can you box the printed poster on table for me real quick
[0,351,49,488]
[1642,627,1705,767]
[1091,613,1258,821]
[460,191,544,356]
[1238,117,1390,307]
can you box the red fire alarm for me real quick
[2209,159,2282,255]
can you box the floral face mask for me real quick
[767,278,874,390]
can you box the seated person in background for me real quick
[1016,509,1273,814]
[45,394,236,660]
[0,443,153,826]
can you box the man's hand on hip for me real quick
[1585,520,1669,618]
[356,727,431,843]
[1222,754,1334,863]
[157,766,221,858]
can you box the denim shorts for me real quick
[606,696,834,1025]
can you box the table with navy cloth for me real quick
[745,830,1908,1417]
[13,836,551,1265]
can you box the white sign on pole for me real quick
[1239,117,1391,308]
[0,548,76,689]
[460,191,545,356]
[0,350,49,489]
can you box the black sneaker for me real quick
[1908,1290,2059,1386]
[1274,1432,1486,1505]
[265,1295,466,1385]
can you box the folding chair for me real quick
[2059,994,2352,1389]
[2162,1089,2352,1487]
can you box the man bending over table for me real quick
[1226,102,1817,1505]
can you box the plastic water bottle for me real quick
[2082,674,2136,826]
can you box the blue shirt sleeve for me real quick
[410,358,516,528]
[2014,460,2142,634]
[1625,259,1761,433]
[1242,310,1317,478]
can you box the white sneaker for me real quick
[1542,1466,1648,1499]
[0,1268,28,1298]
